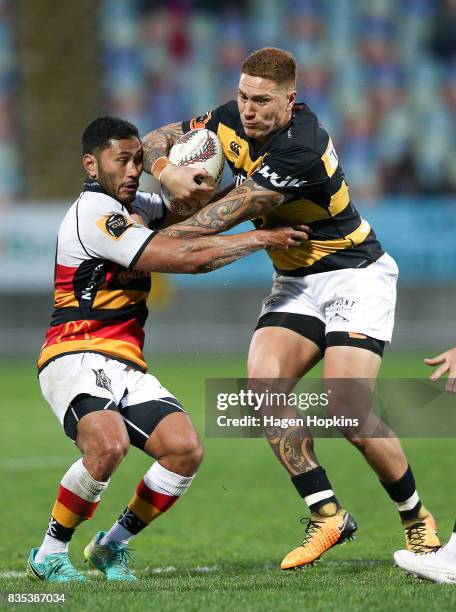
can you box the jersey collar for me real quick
[83,178,107,194]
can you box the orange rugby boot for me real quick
[403,507,440,554]
[280,509,357,570]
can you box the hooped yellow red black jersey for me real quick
[183,101,384,276]
[37,180,165,373]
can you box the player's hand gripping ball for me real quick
[161,129,225,215]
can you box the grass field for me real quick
[1,353,456,611]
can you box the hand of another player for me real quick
[424,347,456,393]
[130,213,147,226]
[258,224,309,251]
[161,165,215,210]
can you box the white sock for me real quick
[35,459,109,564]
[35,535,68,562]
[100,523,133,547]
[144,461,195,496]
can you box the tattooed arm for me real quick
[133,225,308,274]
[142,122,214,208]
[143,122,184,171]
[161,178,290,238]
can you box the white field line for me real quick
[0,565,221,579]
[0,561,387,579]
[0,455,77,471]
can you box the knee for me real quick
[85,438,129,480]
[181,436,204,472]
[166,434,204,476]
[248,356,283,379]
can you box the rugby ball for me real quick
[161,129,225,214]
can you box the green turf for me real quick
[1,353,455,611]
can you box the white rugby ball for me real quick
[161,129,225,214]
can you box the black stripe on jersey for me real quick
[129,232,156,269]
[275,231,384,277]
[51,302,148,326]
[307,211,362,240]
[73,258,109,315]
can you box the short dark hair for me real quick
[82,116,140,155]
[241,47,296,88]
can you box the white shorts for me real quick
[258,253,398,343]
[39,353,181,427]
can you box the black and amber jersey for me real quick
[183,100,384,276]
[37,180,165,373]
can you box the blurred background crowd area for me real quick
[1,0,456,206]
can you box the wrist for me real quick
[152,156,174,181]
[158,162,176,185]
[252,229,268,247]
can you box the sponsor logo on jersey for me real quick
[92,368,113,393]
[105,214,132,239]
[230,141,241,156]
[81,262,105,301]
[257,164,308,188]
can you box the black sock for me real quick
[291,467,340,515]
[380,465,422,520]
[46,516,75,543]
[117,507,148,536]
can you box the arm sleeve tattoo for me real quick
[161,178,289,238]
[143,122,184,173]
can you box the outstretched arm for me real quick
[160,178,289,238]
[133,225,308,275]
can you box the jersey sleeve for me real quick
[76,194,156,269]
[251,144,329,195]
[182,101,234,134]
[132,191,166,230]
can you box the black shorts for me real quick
[63,393,185,450]
[255,312,385,357]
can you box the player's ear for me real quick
[287,90,297,110]
[83,153,98,179]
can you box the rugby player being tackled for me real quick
[28,116,308,582]
[143,47,440,569]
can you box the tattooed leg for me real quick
[264,424,319,475]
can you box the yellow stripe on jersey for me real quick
[92,289,148,310]
[321,137,339,178]
[264,180,350,225]
[54,289,148,310]
[38,338,147,371]
[54,291,79,309]
[217,123,265,176]
[270,219,372,270]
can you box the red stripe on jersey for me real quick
[136,479,178,511]
[55,264,77,292]
[57,485,99,518]
[43,318,145,349]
